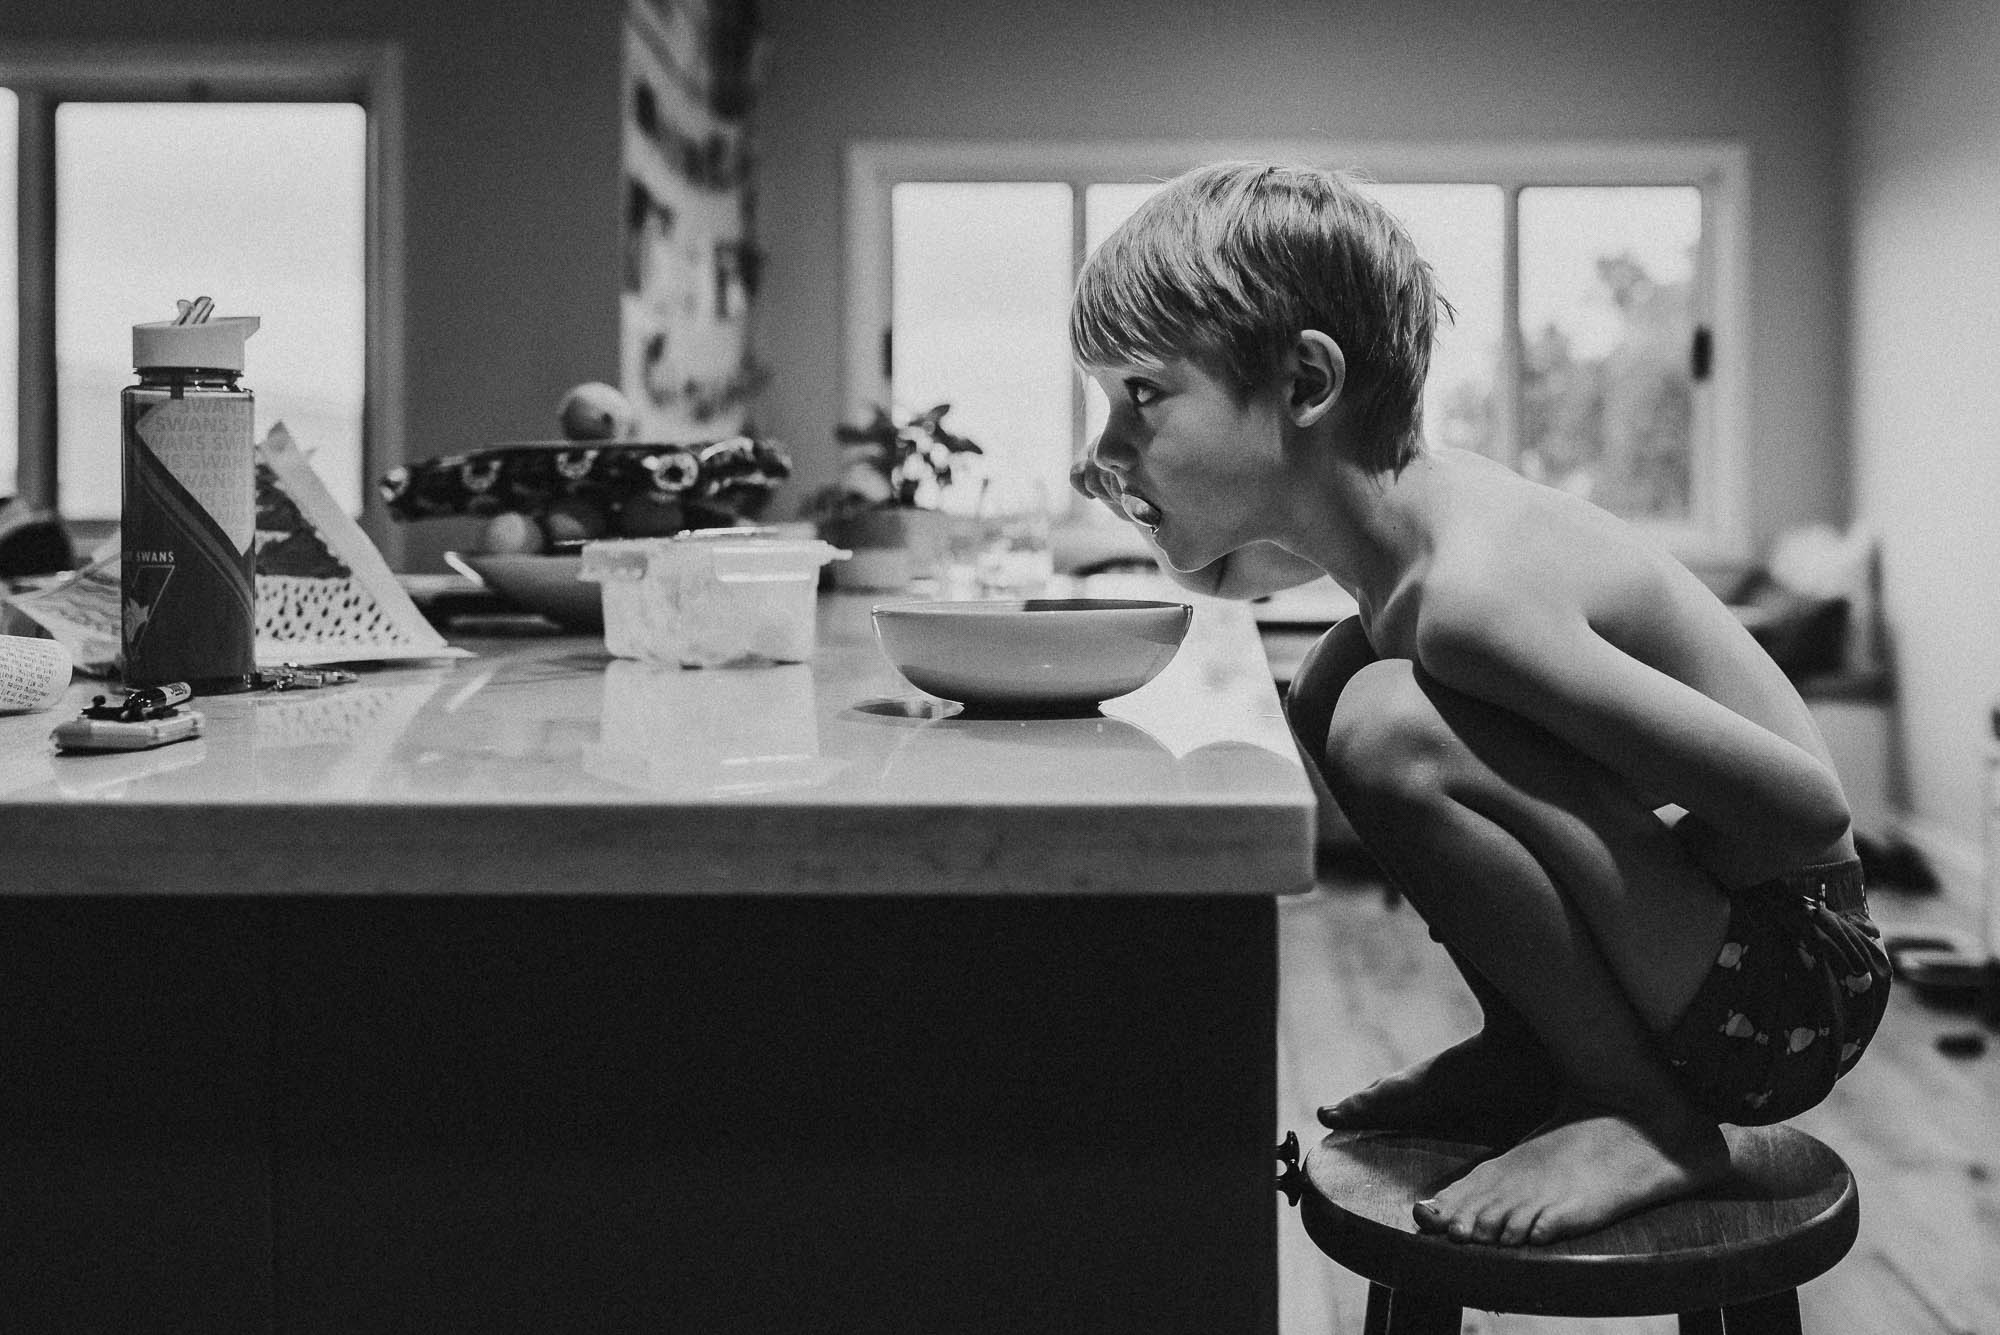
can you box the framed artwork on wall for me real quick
[621,0,767,441]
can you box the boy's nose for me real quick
[1088,427,1135,478]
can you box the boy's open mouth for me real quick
[1119,491,1163,532]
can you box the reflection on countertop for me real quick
[584,659,849,798]
[0,592,1305,811]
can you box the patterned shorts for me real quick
[1656,859,1892,1126]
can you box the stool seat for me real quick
[1288,1124,1858,1331]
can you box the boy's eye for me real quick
[1125,381,1160,408]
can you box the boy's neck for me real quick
[1282,443,1439,624]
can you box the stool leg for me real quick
[1362,1283,1394,1335]
[1719,1288,1803,1334]
[1678,1310,1725,1335]
[1362,1283,1461,1335]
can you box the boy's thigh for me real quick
[1310,649,1703,893]
[1330,656,1674,848]
[1326,656,1731,1025]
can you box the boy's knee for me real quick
[1324,660,1456,811]
[1284,620,1365,737]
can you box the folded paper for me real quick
[254,423,468,666]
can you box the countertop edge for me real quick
[0,801,1316,897]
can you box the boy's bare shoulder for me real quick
[1408,452,1767,696]
[1370,453,1831,772]
[1418,453,1670,630]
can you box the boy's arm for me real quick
[1417,591,1850,883]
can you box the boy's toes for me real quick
[1430,1194,1478,1243]
[1495,1205,1541,1248]
[1412,1197,1446,1233]
[1317,1098,1360,1127]
[1465,1202,1511,1246]
[1524,1205,1575,1247]
[1317,1080,1393,1127]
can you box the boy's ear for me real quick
[1287,330,1345,427]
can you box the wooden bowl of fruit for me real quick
[445,543,602,631]
[382,383,792,628]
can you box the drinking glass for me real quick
[970,476,1053,597]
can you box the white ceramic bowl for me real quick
[448,552,602,630]
[871,598,1193,713]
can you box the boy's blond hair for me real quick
[1070,161,1448,472]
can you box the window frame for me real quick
[2,42,405,559]
[846,139,1750,562]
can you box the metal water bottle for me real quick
[120,301,260,693]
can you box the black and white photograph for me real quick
[1,2,1996,1331]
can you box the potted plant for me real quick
[806,403,982,589]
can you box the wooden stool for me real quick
[1277,1125,1858,1333]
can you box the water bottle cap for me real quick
[132,315,260,372]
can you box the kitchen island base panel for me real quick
[1,894,1278,1333]
[275,894,1277,1333]
[0,899,275,1335]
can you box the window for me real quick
[2,45,402,539]
[848,141,1746,559]
[890,182,1074,508]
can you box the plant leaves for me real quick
[830,402,982,508]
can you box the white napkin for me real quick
[0,633,72,713]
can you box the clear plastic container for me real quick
[578,530,847,667]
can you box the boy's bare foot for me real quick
[1410,1101,1729,1246]
[1318,1029,1560,1145]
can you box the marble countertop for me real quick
[0,592,1316,897]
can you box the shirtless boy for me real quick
[1068,161,1891,1247]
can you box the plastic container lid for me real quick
[132,315,260,371]
[577,538,658,583]
[579,531,847,584]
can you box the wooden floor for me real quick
[1276,865,2000,1334]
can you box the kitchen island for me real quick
[0,591,1317,1333]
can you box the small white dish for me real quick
[448,551,601,630]
[871,597,1193,714]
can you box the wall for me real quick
[0,0,625,569]
[753,0,1851,566]
[1842,0,2000,898]
[2,4,1860,580]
